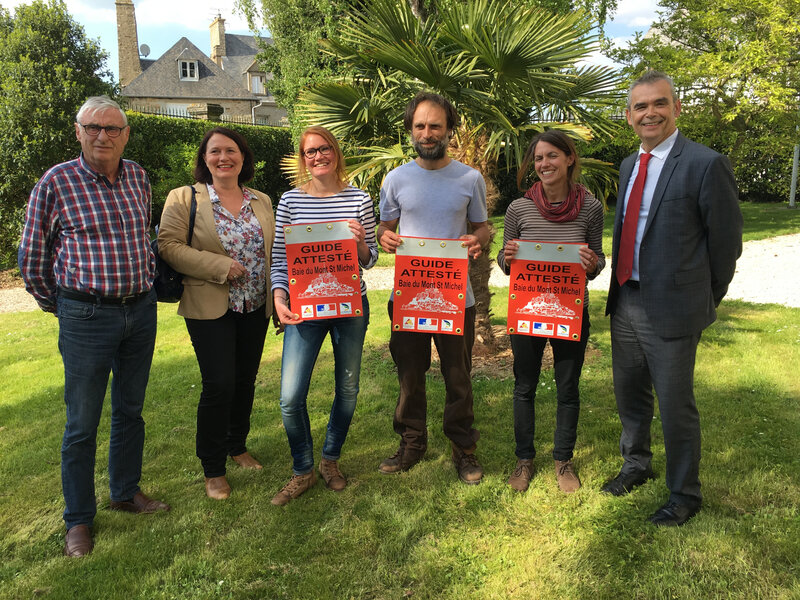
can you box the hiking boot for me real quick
[319,458,347,492]
[452,443,483,485]
[555,459,581,493]
[507,458,534,492]
[271,471,317,506]
[378,443,425,474]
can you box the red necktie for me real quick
[616,152,652,286]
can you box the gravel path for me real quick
[2,233,798,314]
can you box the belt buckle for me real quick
[119,293,138,305]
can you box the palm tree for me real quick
[295,0,622,350]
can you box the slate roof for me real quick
[221,34,272,77]
[122,37,258,101]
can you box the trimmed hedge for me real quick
[124,112,293,225]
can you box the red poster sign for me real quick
[392,236,468,336]
[284,220,362,321]
[506,240,585,341]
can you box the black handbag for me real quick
[151,186,197,303]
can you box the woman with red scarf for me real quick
[497,130,605,494]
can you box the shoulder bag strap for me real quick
[187,185,198,246]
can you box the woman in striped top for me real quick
[497,129,605,494]
[270,126,378,505]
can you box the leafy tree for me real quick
[0,0,114,267]
[295,0,621,348]
[234,0,350,133]
[235,0,621,135]
[610,0,800,201]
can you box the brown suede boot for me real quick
[507,459,534,492]
[271,471,317,506]
[378,442,425,474]
[452,443,483,484]
[555,459,581,493]
[319,458,347,491]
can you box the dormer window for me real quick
[180,60,198,81]
[250,74,265,94]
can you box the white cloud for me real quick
[55,0,251,31]
[610,0,660,29]
[135,0,250,31]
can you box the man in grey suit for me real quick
[603,70,742,526]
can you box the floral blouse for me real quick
[207,183,267,313]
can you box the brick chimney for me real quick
[210,15,226,67]
[116,0,142,87]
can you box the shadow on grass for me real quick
[0,295,798,598]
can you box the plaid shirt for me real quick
[18,154,155,312]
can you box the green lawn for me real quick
[1,285,799,598]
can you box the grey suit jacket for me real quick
[606,132,742,337]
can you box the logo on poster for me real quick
[517,320,531,334]
[556,324,570,337]
[441,319,453,332]
[418,318,439,331]
[302,305,314,318]
[340,302,352,315]
[532,322,554,335]
[316,303,337,317]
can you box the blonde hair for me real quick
[297,126,348,185]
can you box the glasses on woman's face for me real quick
[302,144,333,159]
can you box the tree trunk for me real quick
[468,225,497,355]
[451,124,500,354]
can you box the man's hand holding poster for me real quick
[284,220,362,321]
[392,236,468,335]
[507,240,585,341]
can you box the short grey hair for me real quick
[76,96,128,126]
[626,70,678,109]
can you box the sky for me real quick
[2,0,661,80]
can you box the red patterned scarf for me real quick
[524,181,587,223]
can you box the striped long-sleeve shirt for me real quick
[18,154,155,312]
[271,185,378,295]
[497,193,606,306]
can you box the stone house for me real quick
[115,0,286,125]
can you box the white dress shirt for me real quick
[620,128,679,281]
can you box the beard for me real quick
[412,135,449,160]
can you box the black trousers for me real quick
[510,307,590,462]
[185,307,268,477]
[387,301,479,452]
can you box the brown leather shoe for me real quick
[231,451,263,470]
[452,443,483,485]
[205,475,231,500]
[271,471,317,506]
[63,524,93,557]
[555,459,581,493]
[378,443,426,474]
[507,458,534,492]
[109,491,171,514]
[319,458,347,491]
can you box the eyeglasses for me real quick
[302,144,333,159]
[79,123,126,138]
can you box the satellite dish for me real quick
[139,44,150,58]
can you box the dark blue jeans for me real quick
[510,307,590,462]
[57,289,157,529]
[279,296,369,475]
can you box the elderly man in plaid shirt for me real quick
[18,96,170,558]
